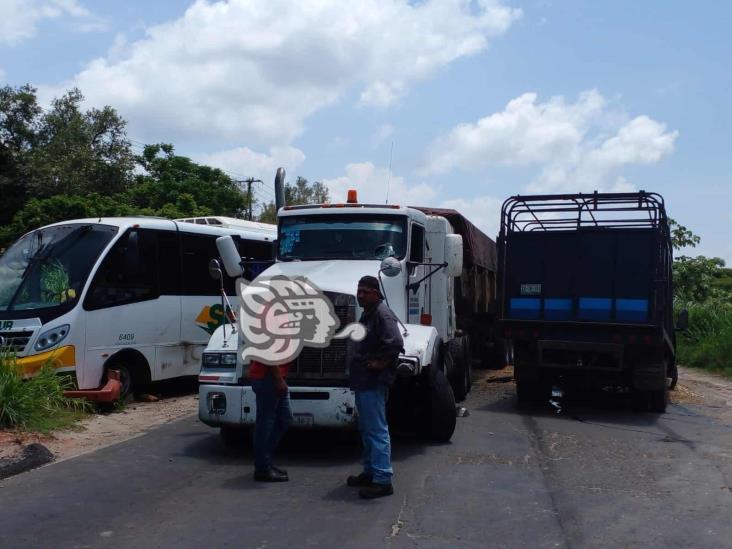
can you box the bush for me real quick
[0,349,91,432]
[676,301,732,377]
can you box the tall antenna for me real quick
[385,140,394,204]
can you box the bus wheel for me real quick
[112,363,134,400]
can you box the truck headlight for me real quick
[35,325,70,351]
[202,353,221,367]
[220,353,237,367]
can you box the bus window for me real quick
[236,238,274,280]
[158,230,181,295]
[181,234,221,296]
[85,229,159,310]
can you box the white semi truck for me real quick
[198,172,496,441]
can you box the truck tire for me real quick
[668,362,678,390]
[448,337,470,402]
[514,364,543,406]
[418,366,457,442]
[631,389,668,413]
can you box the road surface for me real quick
[1,372,731,549]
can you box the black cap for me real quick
[358,275,382,296]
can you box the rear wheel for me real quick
[632,389,668,413]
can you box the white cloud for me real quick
[194,145,305,184]
[42,0,520,146]
[323,162,437,206]
[371,123,394,148]
[423,90,678,193]
[0,0,101,46]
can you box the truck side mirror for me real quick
[208,258,223,281]
[676,309,689,332]
[380,256,402,277]
[445,234,463,277]
[216,236,243,278]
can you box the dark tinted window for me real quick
[410,224,425,262]
[236,237,274,281]
[85,229,159,310]
[158,230,181,295]
[181,234,221,296]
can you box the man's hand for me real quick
[276,378,289,395]
[366,358,388,371]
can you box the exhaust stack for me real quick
[275,167,286,212]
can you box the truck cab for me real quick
[198,191,485,442]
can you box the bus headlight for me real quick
[35,325,70,351]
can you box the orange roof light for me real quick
[347,189,358,204]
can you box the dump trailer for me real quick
[198,181,497,442]
[498,192,678,412]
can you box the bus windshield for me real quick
[0,224,118,312]
[278,214,408,261]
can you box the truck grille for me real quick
[0,330,33,354]
[290,292,356,381]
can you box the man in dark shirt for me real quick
[347,275,404,499]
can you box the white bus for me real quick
[0,217,275,399]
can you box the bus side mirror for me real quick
[676,309,689,332]
[445,234,463,277]
[208,259,223,281]
[216,236,243,278]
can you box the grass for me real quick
[676,301,732,378]
[0,349,92,433]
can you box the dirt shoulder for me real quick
[673,366,732,423]
[1,392,197,472]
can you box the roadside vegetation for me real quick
[671,220,732,378]
[0,350,92,433]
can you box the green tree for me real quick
[128,143,248,218]
[669,218,701,251]
[0,84,41,225]
[28,88,134,198]
[259,177,330,223]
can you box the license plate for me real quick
[293,413,314,427]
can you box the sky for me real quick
[1,0,730,262]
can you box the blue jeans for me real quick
[355,386,393,485]
[251,375,293,472]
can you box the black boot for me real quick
[271,464,288,476]
[346,472,373,487]
[254,468,289,482]
[359,483,394,499]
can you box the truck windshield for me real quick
[278,214,408,261]
[0,224,118,312]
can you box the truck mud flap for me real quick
[633,363,667,391]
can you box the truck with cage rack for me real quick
[498,191,683,412]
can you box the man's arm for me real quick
[266,364,288,394]
[366,309,404,370]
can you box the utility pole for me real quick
[234,178,262,220]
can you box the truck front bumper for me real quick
[199,384,358,429]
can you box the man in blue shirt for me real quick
[347,275,404,499]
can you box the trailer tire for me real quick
[418,366,457,442]
[515,367,543,405]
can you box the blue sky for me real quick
[1,0,729,262]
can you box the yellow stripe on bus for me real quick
[16,345,76,377]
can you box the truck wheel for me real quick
[448,338,469,402]
[418,366,457,442]
[668,362,678,390]
[515,369,543,405]
[631,389,668,413]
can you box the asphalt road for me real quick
[1,375,731,549]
